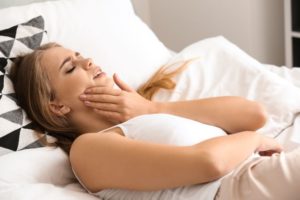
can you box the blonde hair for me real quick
[10,42,190,154]
[137,59,193,100]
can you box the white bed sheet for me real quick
[264,64,300,88]
[1,36,300,199]
[261,64,300,151]
[153,36,300,152]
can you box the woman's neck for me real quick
[70,108,116,133]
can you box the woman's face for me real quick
[40,46,114,114]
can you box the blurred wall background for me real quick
[132,0,285,66]
[0,0,284,65]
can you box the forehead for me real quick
[41,46,74,70]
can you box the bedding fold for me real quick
[153,36,300,148]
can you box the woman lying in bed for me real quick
[10,42,300,200]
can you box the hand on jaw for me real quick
[79,73,157,123]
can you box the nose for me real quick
[80,58,93,70]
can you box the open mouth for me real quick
[93,71,101,79]
[93,71,106,79]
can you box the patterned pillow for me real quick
[0,16,49,156]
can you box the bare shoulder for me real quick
[70,127,125,157]
[70,132,117,164]
[69,131,125,192]
[70,131,123,163]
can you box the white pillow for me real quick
[0,147,71,185]
[0,147,99,200]
[0,0,172,89]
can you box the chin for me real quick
[94,75,114,88]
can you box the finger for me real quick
[84,86,121,95]
[80,94,118,102]
[82,94,120,103]
[93,109,123,123]
[113,73,135,92]
[84,101,119,111]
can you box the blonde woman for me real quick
[10,43,299,200]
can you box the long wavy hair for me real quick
[10,42,191,155]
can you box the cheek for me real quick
[56,75,91,106]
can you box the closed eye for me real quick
[64,52,81,74]
[66,66,76,74]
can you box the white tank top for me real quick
[74,114,227,200]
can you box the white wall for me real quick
[131,0,151,26]
[0,0,285,65]
[0,0,59,8]
[132,0,285,66]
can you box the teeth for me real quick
[94,71,101,78]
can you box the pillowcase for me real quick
[0,16,48,156]
[0,147,100,200]
[0,0,172,90]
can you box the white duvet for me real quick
[154,36,300,151]
[1,36,300,199]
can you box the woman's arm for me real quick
[80,84,267,133]
[70,131,281,192]
[153,96,268,133]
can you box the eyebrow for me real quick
[59,52,80,70]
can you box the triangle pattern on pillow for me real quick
[0,75,3,99]
[17,32,44,50]
[5,93,16,102]
[2,76,14,95]
[0,16,49,156]
[0,40,14,58]
[21,139,44,150]
[17,127,40,150]
[0,108,23,125]
[21,16,44,30]
[0,117,22,137]
[0,57,7,73]
[0,95,19,114]
[0,128,21,151]
[0,25,17,39]
[15,25,44,39]
[8,39,34,58]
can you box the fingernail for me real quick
[80,94,86,99]
[84,101,90,105]
[85,89,91,93]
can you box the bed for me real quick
[1,0,300,199]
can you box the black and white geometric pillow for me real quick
[0,16,49,156]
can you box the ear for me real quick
[49,101,71,116]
